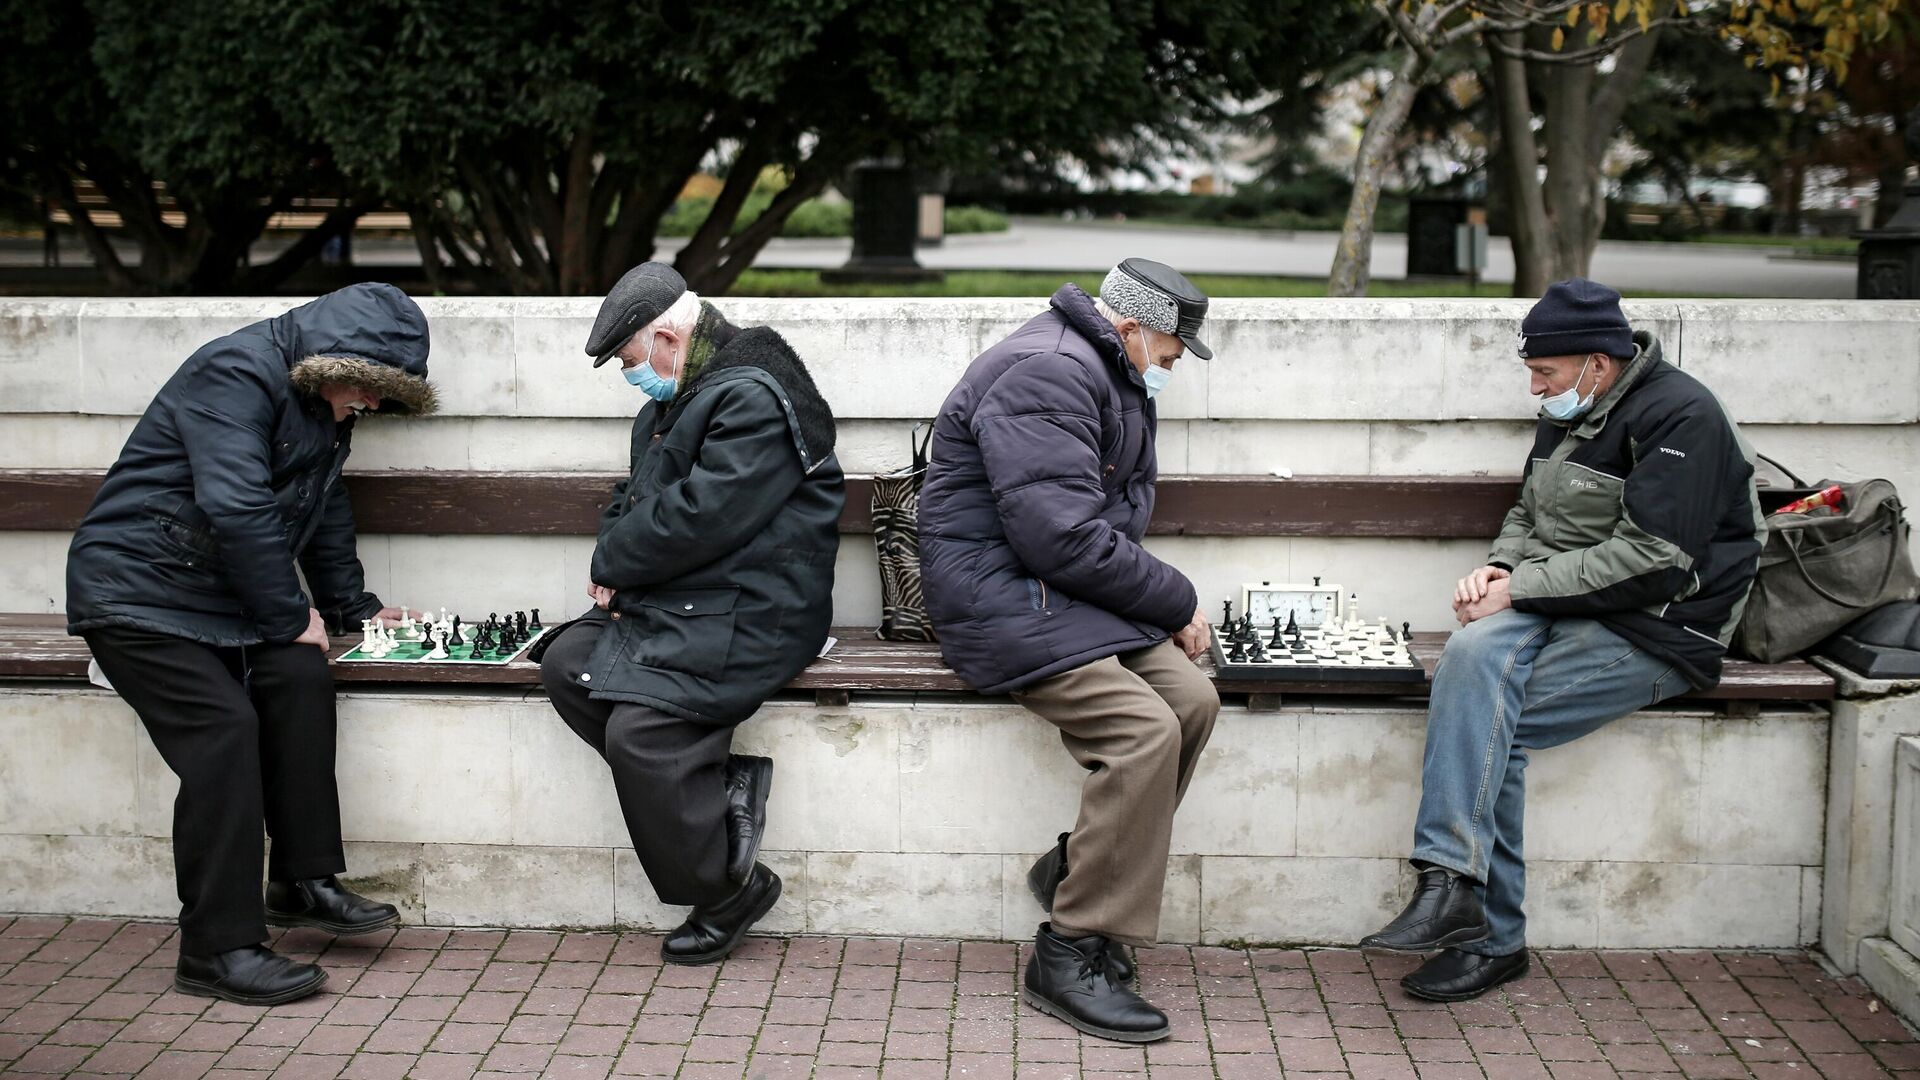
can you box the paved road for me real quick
[4,218,1858,297]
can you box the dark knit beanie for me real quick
[1518,278,1634,360]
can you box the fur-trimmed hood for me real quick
[277,283,436,415]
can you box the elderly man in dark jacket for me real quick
[537,262,843,966]
[68,283,435,1005]
[1360,278,1766,1002]
[919,259,1219,1043]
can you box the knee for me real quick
[1121,708,1184,765]
[1162,669,1220,735]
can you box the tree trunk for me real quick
[1541,62,1596,280]
[1328,52,1427,297]
[1488,32,1551,297]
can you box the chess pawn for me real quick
[427,625,450,660]
[529,608,543,632]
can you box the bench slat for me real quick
[0,614,1834,702]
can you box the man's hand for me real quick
[294,608,330,650]
[588,583,616,610]
[1455,577,1513,626]
[371,606,413,625]
[1170,604,1212,661]
[1454,565,1511,608]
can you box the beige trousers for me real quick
[1011,640,1220,947]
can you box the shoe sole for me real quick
[175,969,328,1006]
[1020,987,1170,1043]
[265,911,402,937]
[731,758,774,886]
[662,874,783,967]
[1359,923,1491,954]
[1400,955,1531,1003]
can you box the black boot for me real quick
[1359,867,1489,952]
[1026,833,1137,986]
[176,944,327,1006]
[266,876,401,936]
[1401,948,1530,1002]
[1021,923,1169,1043]
[662,863,782,966]
[725,755,774,886]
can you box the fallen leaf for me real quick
[1746,1039,1764,1047]
[1869,999,1881,1013]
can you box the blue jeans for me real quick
[1410,610,1688,956]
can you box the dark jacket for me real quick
[66,283,432,646]
[570,320,844,725]
[1490,332,1766,688]
[918,284,1198,693]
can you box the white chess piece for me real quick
[427,625,450,660]
[360,619,375,652]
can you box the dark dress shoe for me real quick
[176,944,327,1006]
[725,755,774,886]
[265,876,401,936]
[1021,923,1170,1043]
[662,863,782,966]
[1402,947,1530,1002]
[1026,833,1137,986]
[1359,868,1489,952]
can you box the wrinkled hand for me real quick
[1454,565,1511,608]
[1455,577,1513,626]
[1170,605,1212,661]
[294,608,330,650]
[371,606,412,625]
[587,583,616,610]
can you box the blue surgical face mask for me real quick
[1142,365,1173,400]
[621,333,677,401]
[1540,356,1596,420]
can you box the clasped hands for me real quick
[1453,566,1513,626]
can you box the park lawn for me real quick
[727,268,1700,299]
[1664,233,1858,257]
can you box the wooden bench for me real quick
[0,468,1835,714]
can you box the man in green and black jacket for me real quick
[1360,278,1765,1001]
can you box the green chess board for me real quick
[338,626,547,665]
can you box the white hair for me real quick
[1097,297,1169,348]
[644,290,702,338]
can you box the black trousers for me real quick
[538,620,737,908]
[83,627,346,956]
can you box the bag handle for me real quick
[1754,452,1807,489]
[1782,500,1902,609]
[910,421,933,473]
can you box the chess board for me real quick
[337,625,547,665]
[1209,619,1425,684]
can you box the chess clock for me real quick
[1241,581,1342,629]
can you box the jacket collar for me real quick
[1051,284,1146,391]
[1547,331,1660,436]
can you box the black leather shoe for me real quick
[662,863,782,966]
[176,945,327,1006]
[1359,868,1489,952]
[265,876,401,936]
[725,755,774,886]
[1401,948,1530,1002]
[1026,833,1138,986]
[1021,923,1169,1043]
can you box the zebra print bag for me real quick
[873,423,938,642]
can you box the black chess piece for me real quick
[1285,610,1298,636]
[529,608,542,632]
[1402,621,1412,644]
[1227,637,1248,663]
[1269,616,1283,642]
[449,617,464,647]
[516,611,529,637]
[1221,600,1234,627]
[1248,638,1269,663]
[468,638,486,660]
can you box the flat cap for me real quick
[586,262,688,367]
[1099,257,1212,360]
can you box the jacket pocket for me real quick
[142,496,219,565]
[630,587,740,680]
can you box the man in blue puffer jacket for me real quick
[919,259,1219,1043]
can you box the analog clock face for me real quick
[1243,584,1341,629]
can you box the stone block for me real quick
[1173,711,1300,857]
[336,694,519,845]
[1675,301,1920,424]
[0,532,76,615]
[0,689,139,836]
[1527,715,1702,864]
[1893,737,1920,958]
[0,415,137,468]
[805,851,1001,938]
[421,843,616,927]
[1822,692,1920,973]
[1204,302,1450,421]
[1183,420,1373,475]
[371,535,584,631]
[1858,937,1920,1030]
[511,299,631,419]
[1802,867,1824,947]
[348,417,632,472]
[1697,714,1827,866]
[0,300,81,413]
[77,300,281,416]
[1525,860,1604,949]
[614,847,807,934]
[506,701,629,850]
[742,704,902,854]
[832,543,884,630]
[413,297,518,416]
[1596,862,1803,948]
[1369,421,1533,476]
[0,834,175,918]
[1293,707,1420,859]
[341,841,428,925]
[898,704,1076,854]
[1199,856,1411,945]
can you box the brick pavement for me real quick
[0,916,1914,1080]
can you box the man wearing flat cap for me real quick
[918,259,1220,1042]
[533,262,844,964]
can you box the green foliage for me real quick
[942,205,1010,234]
[725,268,1695,298]
[659,196,1003,239]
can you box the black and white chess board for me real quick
[1208,614,1426,684]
